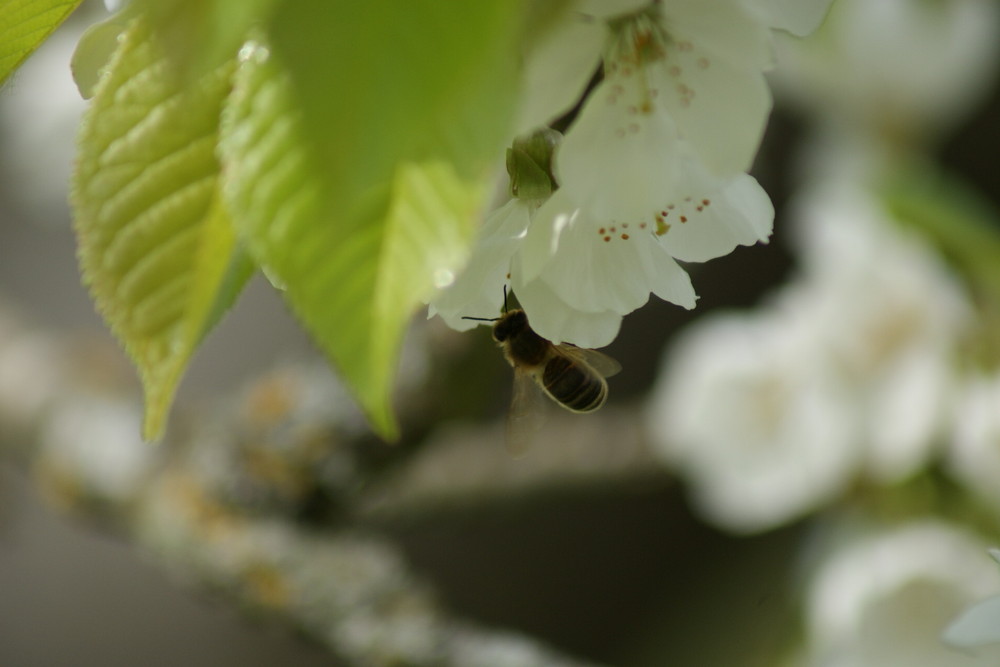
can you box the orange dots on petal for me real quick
[621,233,630,240]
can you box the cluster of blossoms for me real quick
[803,522,1000,667]
[431,0,833,348]
[643,0,1000,533]
[647,173,974,532]
[644,0,1000,662]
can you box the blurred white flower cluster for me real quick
[801,522,1000,667]
[645,0,1000,663]
[649,172,973,532]
[431,0,834,348]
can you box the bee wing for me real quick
[558,345,622,378]
[506,366,549,456]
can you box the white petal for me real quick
[512,269,623,348]
[947,374,1000,510]
[944,596,1000,649]
[528,205,696,314]
[748,0,835,36]
[649,54,772,175]
[519,190,575,283]
[772,0,1000,133]
[556,76,684,222]
[648,308,861,532]
[515,14,604,135]
[660,0,774,69]
[429,200,529,330]
[575,0,650,20]
[807,523,1000,667]
[865,348,951,482]
[657,170,774,262]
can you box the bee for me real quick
[465,299,620,450]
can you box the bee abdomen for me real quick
[542,356,606,413]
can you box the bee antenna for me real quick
[502,285,509,314]
[462,316,499,322]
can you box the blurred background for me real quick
[3,1,1000,665]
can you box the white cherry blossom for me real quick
[789,177,971,482]
[516,189,697,346]
[646,289,862,533]
[645,164,972,531]
[944,549,1000,654]
[771,0,1000,138]
[515,0,648,134]
[428,198,534,330]
[520,0,836,170]
[432,0,832,346]
[947,373,1000,514]
[803,522,1000,667]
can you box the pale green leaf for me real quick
[70,11,131,99]
[221,1,520,439]
[72,17,250,441]
[134,0,275,77]
[882,164,1000,303]
[0,0,84,86]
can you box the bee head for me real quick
[492,309,528,343]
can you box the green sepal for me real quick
[507,128,561,201]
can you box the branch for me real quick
[0,298,643,666]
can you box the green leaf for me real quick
[133,0,275,77]
[882,164,1000,303]
[221,2,521,439]
[0,0,84,86]
[70,10,133,99]
[72,17,251,441]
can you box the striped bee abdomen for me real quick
[541,354,607,413]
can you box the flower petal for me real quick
[660,0,774,69]
[657,170,774,262]
[428,199,529,329]
[576,0,651,21]
[512,266,623,348]
[529,205,696,314]
[649,55,772,175]
[944,597,1000,649]
[748,0,835,36]
[556,76,684,222]
[519,189,575,283]
[515,14,604,135]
